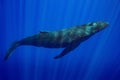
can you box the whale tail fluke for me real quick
[4,41,20,61]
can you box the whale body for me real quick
[4,21,108,60]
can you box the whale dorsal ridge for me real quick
[40,31,49,34]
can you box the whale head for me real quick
[85,21,109,35]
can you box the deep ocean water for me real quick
[0,0,120,80]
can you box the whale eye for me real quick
[88,22,93,26]
[93,23,97,26]
[88,22,97,26]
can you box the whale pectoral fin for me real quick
[54,41,80,59]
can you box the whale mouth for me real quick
[105,22,109,26]
[101,22,109,29]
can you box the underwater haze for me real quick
[0,0,120,80]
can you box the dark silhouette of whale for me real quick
[4,21,108,60]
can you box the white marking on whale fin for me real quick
[54,40,80,59]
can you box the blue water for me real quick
[0,0,120,80]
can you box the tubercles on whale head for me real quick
[94,21,109,29]
[85,21,109,34]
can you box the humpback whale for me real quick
[4,21,108,60]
